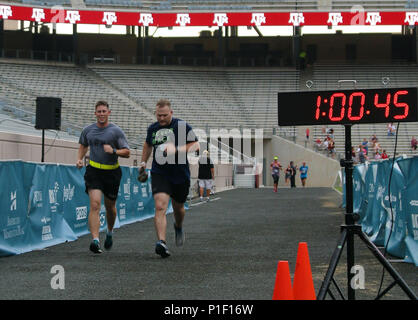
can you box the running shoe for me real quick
[155,240,171,258]
[174,223,185,247]
[104,234,113,250]
[89,239,103,254]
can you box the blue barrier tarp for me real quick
[397,157,418,266]
[345,157,418,266]
[60,166,91,237]
[0,161,33,256]
[0,161,162,257]
[26,164,77,252]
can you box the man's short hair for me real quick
[156,99,171,109]
[95,100,109,110]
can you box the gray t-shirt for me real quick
[79,123,129,165]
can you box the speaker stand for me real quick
[41,129,45,162]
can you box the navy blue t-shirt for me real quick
[145,118,198,184]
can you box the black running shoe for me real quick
[174,223,185,247]
[89,240,103,254]
[104,234,113,250]
[155,240,170,258]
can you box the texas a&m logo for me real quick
[176,13,190,27]
[404,12,418,25]
[327,12,343,26]
[288,13,304,26]
[65,10,80,24]
[0,6,12,19]
[32,8,45,22]
[103,12,117,25]
[139,13,153,26]
[365,12,381,26]
[251,13,266,26]
[213,13,228,27]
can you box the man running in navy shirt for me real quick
[140,99,200,258]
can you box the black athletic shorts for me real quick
[84,165,122,201]
[272,174,279,184]
[151,173,190,204]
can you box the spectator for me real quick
[387,123,396,136]
[285,164,292,186]
[289,161,297,188]
[381,150,388,159]
[361,138,369,155]
[358,144,367,164]
[305,128,310,147]
[327,128,334,140]
[411,136,417,151]
[371,134,378,145]
[314,138,322,151]
[374,151,382,160]
[373,140,381,154]
[198,150,214,202]
[328,138,336,158]
[322,137,329,151]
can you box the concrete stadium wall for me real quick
[263,135,340,188]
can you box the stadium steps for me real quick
[0,60,150,146]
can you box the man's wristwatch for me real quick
[113,148,117,155]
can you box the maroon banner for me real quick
[0,4,417,26]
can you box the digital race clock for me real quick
[278,87,418,126]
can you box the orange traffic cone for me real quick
[292,242,316,300]
[272,261,294,300]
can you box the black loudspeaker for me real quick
[35,97,61,130]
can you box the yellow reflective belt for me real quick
[89,160,119,170]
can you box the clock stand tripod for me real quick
[316,124,417,300]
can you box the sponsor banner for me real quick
[0,161,34,256]
[25,164,77,251]
[0,5,416,26]
[349,157,418,266]
[397,157,418,266]
[117,166,141,225]
[367,160,390,246]
[0,161,169,256]
[360,162,379,236]
[382,161,406,259]
[135,168,157,221]
[60,166,91,236]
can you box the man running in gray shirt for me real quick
[77,100,130,254]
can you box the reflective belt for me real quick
[89,160,119,170]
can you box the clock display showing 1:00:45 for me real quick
[277,87,418,126]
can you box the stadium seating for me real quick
[309,63,418,157]
[21,0,72,6]
[0,60,155,148]
[88,64,299,134]
[331,0,409,10]
[1,58,417,159]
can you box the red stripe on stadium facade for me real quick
[0,5,417,27]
